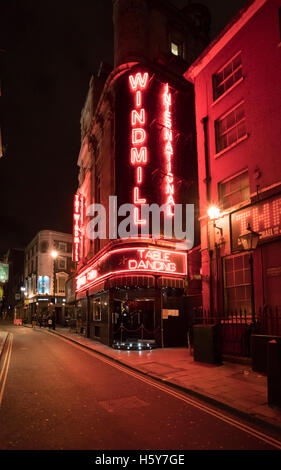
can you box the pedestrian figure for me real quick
[38,315,43,328]
[52,317,56,330]
[32,314,36,328]
[48,317,52,329]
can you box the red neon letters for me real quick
[73,194,83,262]
[129,71,149,225]
[128,249,176,272]
[75,247,187,291]
[163,83,175,216]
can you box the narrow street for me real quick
[0,324,280,451]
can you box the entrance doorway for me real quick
[113,299,155,341]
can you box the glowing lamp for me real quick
[238,223,260,251]
[208,205,221,220]
[51,250,58,259]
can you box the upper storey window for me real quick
[219,170,250,210]
[213,52,242,101]
[169,29,185,60]
[171,41,180,56]
[215,102,246,154]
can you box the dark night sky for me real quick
[0,0,246,255]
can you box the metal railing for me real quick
[189,306,281,357]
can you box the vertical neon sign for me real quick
[129,72,149,225]
[163,83,175,217]
[73,194,84,262]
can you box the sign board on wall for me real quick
[0,263,9,283]
[162,309,179,319]
[231,194,281,251]
[38,276,50,294]
[73,194,84,262]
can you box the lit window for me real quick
[215,102,246,154]
[93,298,101,321]
[171,41,179,56]
[213,52,242,101]
[219,171,250,210]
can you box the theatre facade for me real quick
[72,0,209,347]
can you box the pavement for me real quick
[21,323,281,434]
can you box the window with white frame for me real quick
[219,170,250,210]
[57,275,66,294]
[215,102,246,154]
[224,253,252,313]
[213,52,242,101]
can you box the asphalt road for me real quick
[0,323,280,451]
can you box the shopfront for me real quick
[75,240,188,347]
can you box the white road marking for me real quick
[48,331,281,450]
[0,334,13,407]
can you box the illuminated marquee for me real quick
[129,72,149,225]
[73,194,84,262]
[232,194,281,250]
[163,83,175,216]
[76,247,187,291]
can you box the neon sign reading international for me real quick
[163,83,175,216]
[76,247,187,291]
[129,72,149,225]
[73,193,84,262]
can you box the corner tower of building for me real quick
[73,0,210,348]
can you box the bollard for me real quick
[267,339,281,408]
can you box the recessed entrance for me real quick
[113,299,156,343]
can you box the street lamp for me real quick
[208,205,221,220]
[208,205,223,236]
[238,223,260,323]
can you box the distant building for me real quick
[184,0,281,316]
[24,230,73,323]
[1,248,24,320]
[73,0,210,347]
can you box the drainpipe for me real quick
[202,116,213,315]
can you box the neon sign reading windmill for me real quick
[129,72,149,225]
